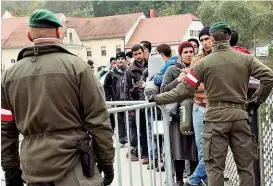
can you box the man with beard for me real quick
[124,44,149,164]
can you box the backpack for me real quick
[144,54,165,99]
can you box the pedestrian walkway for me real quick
[112,144,166,186]
[0,145,231,186]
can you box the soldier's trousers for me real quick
[27,159,103,186]
[203,120,258,186]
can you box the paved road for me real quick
[1,142,231,186]
[112,144,166,186]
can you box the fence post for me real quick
[249,107,261,186]
[160,106,173,186]
[258,108,264,186]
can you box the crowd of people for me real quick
[94,25,252,186]
[2,8,273,186]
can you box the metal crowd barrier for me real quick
[1,95,272,186]
[107,101,173,186]
[260,93,273,186]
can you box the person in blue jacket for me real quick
[154,44,178,86]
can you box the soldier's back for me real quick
[2,45,92,182]
[201,49,253,122]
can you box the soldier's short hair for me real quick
[156,44,172,57]
[213,31,231,42]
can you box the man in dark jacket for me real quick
[124,44,149,164]
[1,9,114,186]
[104,51,127,146]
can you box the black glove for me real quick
[148,95,156,102]
[97,164,114,186]
[5,168,24,186]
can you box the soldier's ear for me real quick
[210,34,215,43]
[27,31,33,42]
[56,28,61,39]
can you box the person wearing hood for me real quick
[153,44,178,86]
[104,52,128,146]
[160,41,198,186]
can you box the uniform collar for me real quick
[17,44,75,62]
[212,40,232,52]
[33,38,61,45]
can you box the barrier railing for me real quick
[1,95,272,186]
[259,93,273,186]
[107,101,173,186]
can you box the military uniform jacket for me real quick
[156,40,273,122]
[1,44,114,182]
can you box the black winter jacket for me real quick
[104,67,126,101]
[124,60,148,100]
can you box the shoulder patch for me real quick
[1,108,14,122]
[184,70,199,87]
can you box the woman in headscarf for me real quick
[160,41,198,186]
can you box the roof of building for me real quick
[66,12,144,40]
[2,21,67,48]
[126,13,199,48]
[1,10,6,17]
[2,12,144,48]
[1,17,28,40]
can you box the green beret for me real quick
[209,22,231,35]
[29,9,62,28]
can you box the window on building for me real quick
[190,30,201,37]
[171,49,176,55]
[86,47,92,57]
[1,62,5,73]
[190,30,194,37]
[69,33,73,43]
[101,46,106,56]
[10,59,16,64]
[98,66,106,72]
[116,45,121,53]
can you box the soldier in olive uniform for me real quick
[1,9,114,186]
[149,22,273,186]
